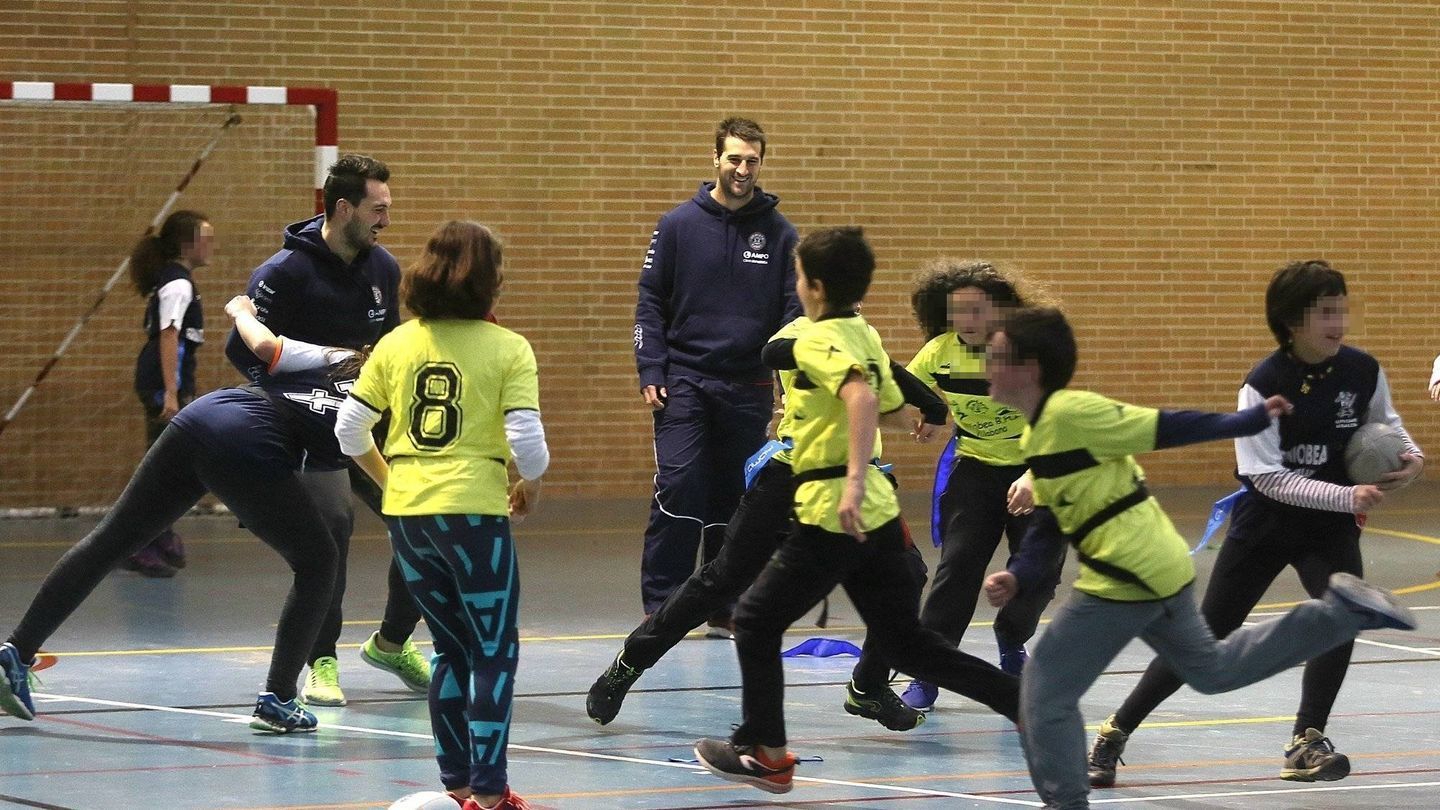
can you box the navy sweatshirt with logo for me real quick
[225,214,400,382]
[634,182,801,388]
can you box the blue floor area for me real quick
[1,486,1438,808]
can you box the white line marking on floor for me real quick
[1091,779,1440,804]
[32,693,1440,806]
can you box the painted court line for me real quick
[29,692,1038,806]
[1089,779,1440,804]
[31,692,1440,807]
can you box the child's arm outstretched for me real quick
[225,295,347,374]
[225,295,279,364]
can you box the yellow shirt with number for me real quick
[349,318,540,516]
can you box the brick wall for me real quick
[3,1,1438,505]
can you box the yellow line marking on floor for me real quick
[30,624,870,658]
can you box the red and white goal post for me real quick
[0,81,337,514]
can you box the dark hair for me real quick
[1000,307,1077,393]
[796,226,874,310]
[714,117,767,159]
[1265,259,1347,347]
[402,220,503,320]
[128,210,208,295]
[910,259,1030,341]
[323,153,390,217]
[329,345,370,382]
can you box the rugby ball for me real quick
[1343,423,1407,484]
[388,792,457,810]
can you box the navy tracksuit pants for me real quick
[640,374,772,613]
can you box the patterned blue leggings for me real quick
[387,514,520,795]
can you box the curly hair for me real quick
[909,259,1053,341]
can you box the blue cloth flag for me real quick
[781,637,863,658]
[929,433,959,547]
[744,439,792,489]
[1192,488,1245,555]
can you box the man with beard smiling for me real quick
[633,118,801,623]
[225,154,429,708]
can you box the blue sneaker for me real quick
[1327,573,1417,631]
[900,679,938,711]
[249,692,318,733]
[0,643,36,721]
[998,638,1028,676]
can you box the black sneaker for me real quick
[1087,714,1129,788]
[693,737,796,794]
[843,680,925,731]
[1281,728,1350,782]
[586,652,642,725]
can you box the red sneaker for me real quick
[461,787,532,810]
[694,738,797,794]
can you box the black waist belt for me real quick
[1066,485,1156,594]
[792,465,848,486]
[792,459,888,487]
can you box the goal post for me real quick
[0,81,337,213]
[0,81,338,514]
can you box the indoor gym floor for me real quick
[1,484,1437,809]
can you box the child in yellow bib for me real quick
[692,227,1021,795]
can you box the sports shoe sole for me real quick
[693,744,793,794]
[1089,770,1117,788]
[0,684,34,721]
[1328,572,1418,630]
[843,697,925,731]
[359,647,429,693]
[1281,755,1351,782]
[248,716,318,734]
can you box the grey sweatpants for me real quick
[1020,584,1362,809]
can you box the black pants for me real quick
[924,458,1059,647]
[8,427,337,701]
[625,460,799,668]
[1113,497,1363,737]
[731,518,1019,748]
[301,463,424,662]
[850,458,1062,688]
[133,391,195,553]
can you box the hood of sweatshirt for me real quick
[281,213,372,273]
[690,182,782,221]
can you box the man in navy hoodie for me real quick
[225,154,429,707]
[633,118,802,621]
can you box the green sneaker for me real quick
[360,631,431,693]
[301,656,346,706]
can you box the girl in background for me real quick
[127,209,213,576]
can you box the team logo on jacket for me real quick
[371,286,383,305]
[1334,391,1357,428]
[743,232,770,266]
